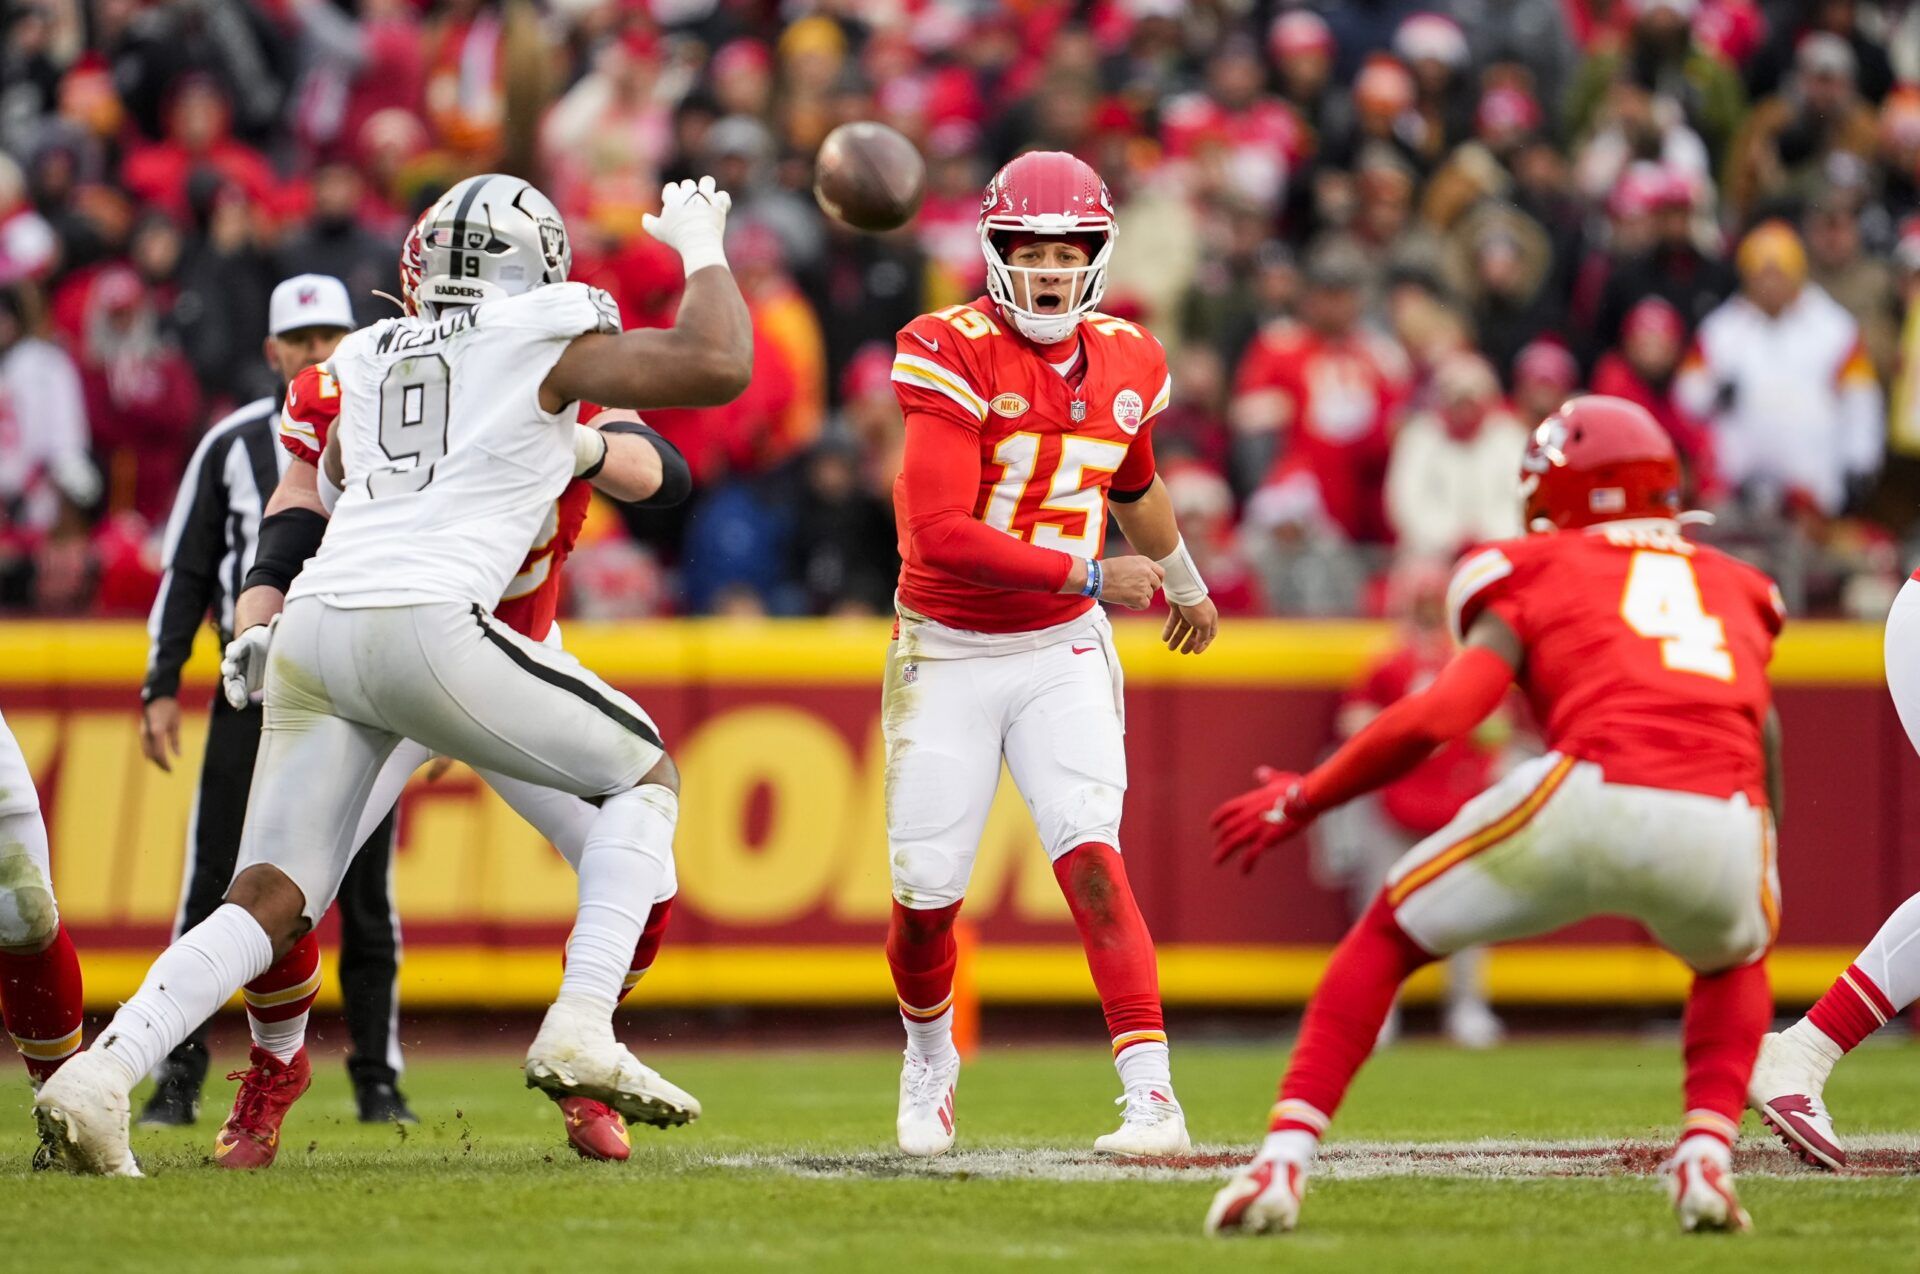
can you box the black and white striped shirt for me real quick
[142,396,289,702]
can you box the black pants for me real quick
[158,697,404,1093]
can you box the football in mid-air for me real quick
[813,121,926,232]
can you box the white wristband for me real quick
[573,424,609,477]
[316,463,343,514]
[676,233,730,276]
[1156,536,1209,606]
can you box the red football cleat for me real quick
[559,1096,631,1162]
[212,1047,311,1171]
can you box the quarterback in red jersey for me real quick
[200,228,695,1171]
[1205,397,1785,1237]
[884,151,1219,1159]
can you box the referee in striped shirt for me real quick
[135,275,413,1127]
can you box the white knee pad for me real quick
[889,840,969,909]
[0,820,57,948]
[1033,781,1125,862]
[593,783,680,877]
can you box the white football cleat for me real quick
[1665,1137,1751,1233]
[1205,1155,1306,1236]
[1443,1000,1505,1051]
[896,1047,959,1157]
[1748,1030,1846,1171]
[33,1052,141,1177]
[524,1000,700,1129]
[1094,1087,1191,1157]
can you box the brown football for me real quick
[813,121,926,233]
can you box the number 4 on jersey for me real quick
[1620,551,1734,681]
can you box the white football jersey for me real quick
[288,282,619,610]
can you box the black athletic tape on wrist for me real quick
[244,507,328,594]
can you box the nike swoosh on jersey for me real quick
[1071,645,1096,654]
[912,332,940,353]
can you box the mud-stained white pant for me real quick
[883,608,1127,910]
[1386,751,1778,974]
[237,597,667,922]
[0,709,56,948]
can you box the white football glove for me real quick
[642,176,731,274]
[220,616,278,711]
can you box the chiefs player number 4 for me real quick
[1619,551,1734,682]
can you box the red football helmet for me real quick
[397,203,434,317]
[1521,395,1681,530]
[978,151,1116,343]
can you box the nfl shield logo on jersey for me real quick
[1070,398,1087,424]
[1113,389,1144,435]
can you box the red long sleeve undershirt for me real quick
[1299,645,1516,815]
[901,410,1076,592]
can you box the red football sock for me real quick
[0,922,85,1083]
[1273,892,1435,1136]
[887,899,962,1022]
[616,897,675,1006]
[244,931,322,1062]
[1680,958,1771,1145]
[1052,844,1165,1055]
[1805,962,1896,1055]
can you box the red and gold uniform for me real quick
[1450,522,1782,804]
[279,361,590,642]
[890,297,1170,634]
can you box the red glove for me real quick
[1210,766,1313,874]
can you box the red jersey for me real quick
[1236,320,1409,542]
[278,362,589,642]
[889,299,1170,633]
[1349,641,1500,836]
[1449,522,1783,803]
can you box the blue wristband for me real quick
[1082,558,1103,598]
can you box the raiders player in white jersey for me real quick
[35,174,752,1176]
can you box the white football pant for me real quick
[884,606,1127,910]
[1386,751,1778,974]
[237,598,667,922]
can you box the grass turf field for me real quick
[3,1036,1918,1272]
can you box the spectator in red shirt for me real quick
[119,77,278,226]
[1591,296,1717,494]
[1236,241,1409,544]
[75,265,201,524]
[1311,557,1510,1048]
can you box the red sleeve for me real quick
[1111,428,1156,497]
[1446,542,1528,646]
[279,363,340,464]
[1299,646,1516,814]
[901,409,1076,593]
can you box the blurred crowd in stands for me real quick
[3,0,1920,622]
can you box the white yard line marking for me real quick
[708,1136,1920,1182]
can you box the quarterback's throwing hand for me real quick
[1098,555,1164,610]
[642,176,732,265]
[220,617,277,711]
[1210,766,1310,873]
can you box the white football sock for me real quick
[1115,1041,1172,1095]
[556,785,674,1016]
[1852,889,1920,1011]
[1781,1018,1844,1076]
[1259,1128,1319,1164]
[249,1011,310,1065]
[901,1007,954,1058]
[95,904,273,1088]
